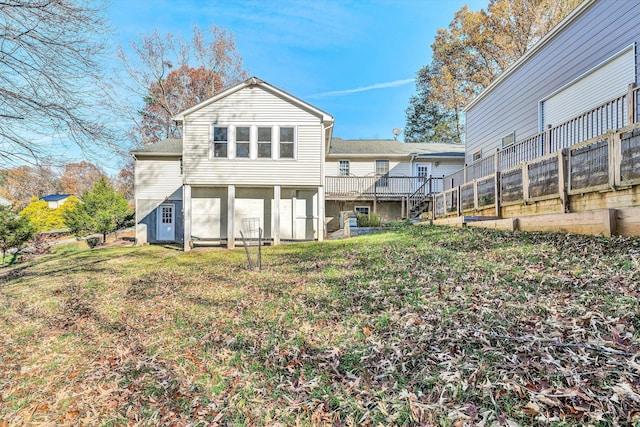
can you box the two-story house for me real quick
[133,77,334,250]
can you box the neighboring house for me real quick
[325,138,464,230]
[40,194,72,209]
[464,0,640,166]
[133,77,334,250]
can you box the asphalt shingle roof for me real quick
[328,138,465,157]
[131,138,183,155]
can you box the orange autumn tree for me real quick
[60,161,105,196]
[406,0,581,143]
[116,25,249,146]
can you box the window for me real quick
[416,164,430,177]
[375,160,389,187]
[213,126,228,158]
[339,160,350,176]
[473,150,482,161]
[236,126,250,158]
[258,127,272,158]
[501,131,515,148]
[279,126,295,159]
[355,206,370,215]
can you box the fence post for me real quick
[545,125,552,155]
[463,164,467,184]
[522,162,530,204]
[558,148,569,213]
[628,83,636,125]
[494,149,501,217]
[608,130,621,188]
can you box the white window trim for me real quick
[234,125,252,159]
[211,125,229,159]
[338,160,350,176]
[354,206,370,215]
[277,125,297,160]
[415,163,431,177]
[209,124,297,161]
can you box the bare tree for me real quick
[110,25,249,147]
[0,0,114,165]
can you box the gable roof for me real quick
[172,76,334,123]
[131,139,183,157]
[40,194,71,202]
[464,0,596,112]
[327,138,465,158]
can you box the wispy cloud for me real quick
[312,78,415,97]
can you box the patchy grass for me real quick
[1,225,639,426]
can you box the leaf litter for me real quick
[0,226,638,425]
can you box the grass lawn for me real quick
[1,225,639,426]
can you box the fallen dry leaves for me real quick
[0,226,639,426]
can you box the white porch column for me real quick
[227,184,235,249]
[273,185,281,246]
[183,184,192,252]
[317,186,324,241]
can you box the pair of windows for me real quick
[213,126,295,159]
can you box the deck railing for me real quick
[445,86,637,186]
[325,176,438,199]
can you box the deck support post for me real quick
[227,185,235,249]
[273,185,281,246]
[183,184,192,252]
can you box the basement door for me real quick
[157,204,175,241]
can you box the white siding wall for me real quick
[465,0,640,164]
[325,159,410,176]
[326,158,463,177]
[135,157,183,200]
[183,86,324,186]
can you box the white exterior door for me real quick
[157,204,175,241]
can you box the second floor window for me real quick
[339,160,350,176]
[236,126,250,158]
[258,127,272,158]
[213,126,228,158]
[279,127,295,159]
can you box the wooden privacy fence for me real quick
[433,123,640,218]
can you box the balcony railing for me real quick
[325,175,442,199]
[444,85,638,186]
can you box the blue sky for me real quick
[107,0,488,146]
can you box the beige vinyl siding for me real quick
[465,0,640,164]
[135,157,183,200]
[183,86,323,186]
[325,159,409,176]
[432,159,466,177]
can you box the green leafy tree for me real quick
[404,65,459,143]
[0,206,36,266]
[63,177,132,243]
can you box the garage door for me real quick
[541,46,635,130]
